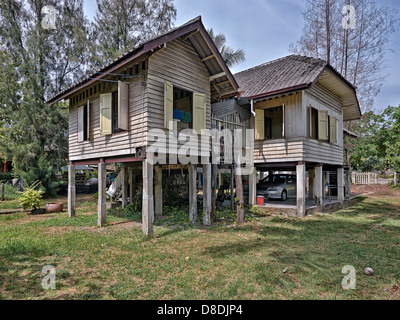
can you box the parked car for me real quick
[257,174,296,201]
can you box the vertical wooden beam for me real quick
[68,163,76,217]
[122,166,128,209]
[203,164,212,226]
[142,155,154,237]
[308,169,315,199]
[155,165,163,217]
[129,168,134,204]
[337,167,345,203]
[211,164,218,222]
[314,165,323,206]
[189,165,197,223]
[230,165,234,211]
[345,169,352,199]
[1,183,4,202]
[296,162,306,217]
[394,172,397,187]
[98,161,107,226]
[249,168,257,206]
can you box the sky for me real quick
[83,0,400,112]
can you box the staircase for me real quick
[107,170,123,202]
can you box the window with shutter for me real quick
[78,101,90,142]
[255,109,265,140]
[193,93,206,134]
[164,81,173,130]
[309,106,318,139]
[330,116,337,144]
[100,93,112,135]
[318,110,329,141]
[118,81,129,131]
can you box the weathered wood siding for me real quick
[146,38,211,156]
[69,79,147,161]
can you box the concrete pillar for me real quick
[129,168,134,204]
[98,161,107,227]
[296,163,306,217]
[314,165,323,206]
[345,169,351,199]
[337,167,345,203]
[122,166,128,209]
[142,156,154,237]
[155,165,163,217]
[189,165,197,223]
[68,163,76,217]
[249,167,257,206]
[203,164,212,226]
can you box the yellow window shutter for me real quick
[87,100,90,140]
[318,110,328,140]
[118,81,129,131]
[330,116,337,144]
[193,92,206,134]
[164,81,173,130]
[100,93,112,135]
[77,105,84,142]
[255,109,265,140]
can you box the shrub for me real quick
[3,184,20,200]
[19,181,44,210]
[0,172,13,182]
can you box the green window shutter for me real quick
[164,81,173,130]
[330,116,337,144]
[100,93,112,135]
[318,110,329,140]
[77,105,84,142]
[255,109,265,140]
[193,92,206,134]
[118,81,129,131]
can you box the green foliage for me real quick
[348,105,400,174]
[19,181,44,210]
[3,184,20,200]
[0,172,13,182]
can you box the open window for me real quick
[164,81,206,133]
[78,100,90,142]
[100,81,129,135]
[264,106,285,140]
[309,106,318,139]
[308,106,338,144]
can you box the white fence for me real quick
[352,172,378,185]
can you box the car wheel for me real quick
[281,190,287,201]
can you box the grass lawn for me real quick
[0,187,400,300]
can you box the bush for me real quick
[0,172,13,182]
[3,184,20,200]
[19,181,44,210]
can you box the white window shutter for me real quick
[164,81,173,130]
[118,81,129,130]
[255,109,265,140]
[193,92,206,134]
[282,104,285,138]
[86,100,90,140]
[100,93,112,135]
[77,105,84,142]
[318,110,329,140]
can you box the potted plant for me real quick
[19,181,45,215]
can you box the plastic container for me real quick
[257,196,265,206]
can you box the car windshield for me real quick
[261,175,286,184]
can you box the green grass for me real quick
[1,189,400,300]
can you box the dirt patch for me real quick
[352,184,398,196]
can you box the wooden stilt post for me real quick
[296,162,306,217]
[122,166,128,209]
[189,165,197,223]
[230,165,234,211]
[98,160,107,226]
[394,172,397,187]
[1,183,4,202]
[314,165,323,206]
[68,163,76,217]
[155,165,163,217]
[203,164,212,226]
[211,164,217,222]
[249,168,257,206]
[142,154,154,237]
[129,168,134,204]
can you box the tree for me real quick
[290,0,399,112]
[90,0,176,67]
[208,28,246,68]
[0,0,90,196]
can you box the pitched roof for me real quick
[46,16,238,105]
[234,55,361,121]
